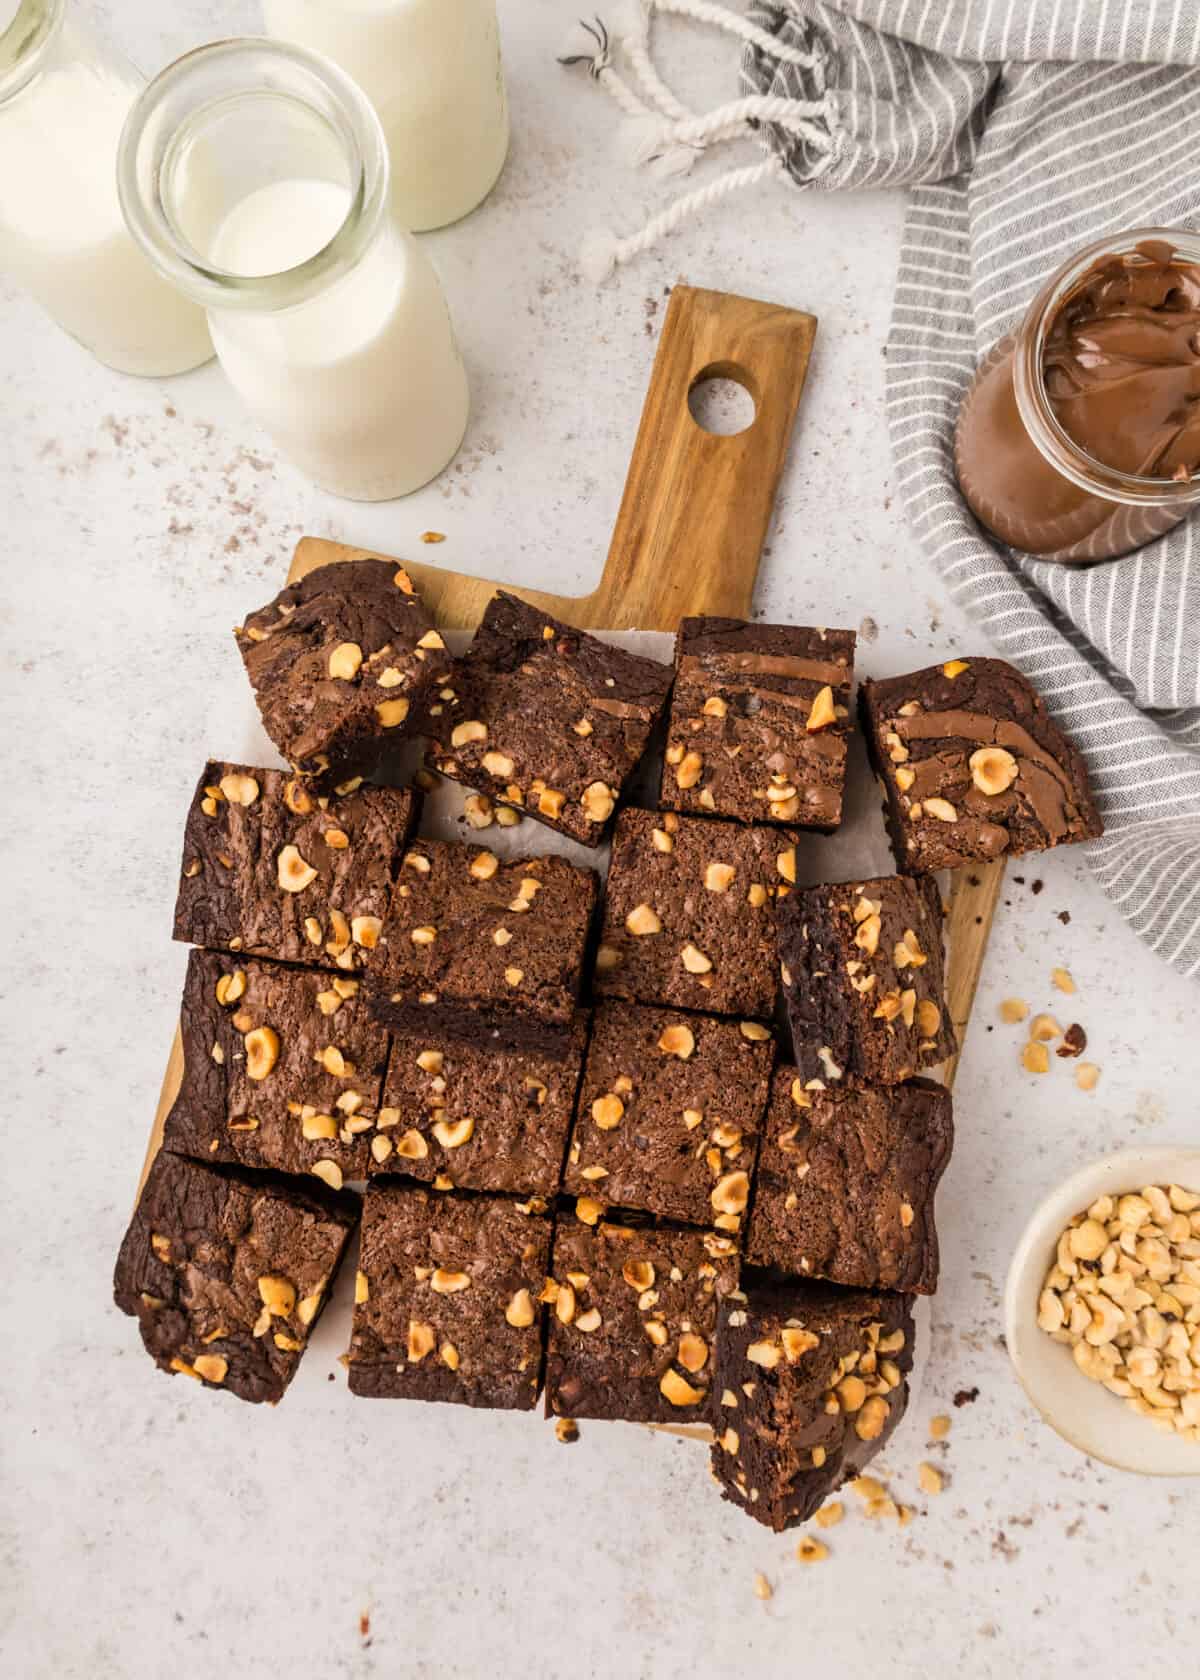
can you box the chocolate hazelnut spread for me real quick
[1044,240,1200,478]
[955,232,1200,564]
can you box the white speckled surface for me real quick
[3,4,1197,1675]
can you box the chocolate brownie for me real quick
[425,592,673,846]
[544,1220,740,1423]
[365,838,598,1051]
[163,949,389,1187]
[561,1001,774,1231]
[660,617,856,830]
[777,874,956,1088]
[347,1185,551,1408]
[235,558,445,787]
[859,656,1103,873]
[370,1014,587,1193]
[594,809,798,1019]
[745,1067,953,1293]
[710,1281,915,1530]
[113,1149,357,1404]
[173,762,420,972]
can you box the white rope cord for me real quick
[566,4,833,280]
[581,155,793,283]
[614,1,693,122]
[626,91,830,163]
[558,17,657,120]
[649,0,822,69]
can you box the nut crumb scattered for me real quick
[555,1417,580,1444]
[814,1501,844,1529]
[753,1572,773,1601]
[420,531,446,543]
[850,1474,886,1501]
[1051,967,1076,994]
[795,1537,828,1564]
[1056,1023,1087,1059]
[929,1413,951,1440]
[918,1463,945,1495]
[1021,1041,1050,1074]
[999,998,1029,1023]
[1075,1062,1100,1091]
[1029,1013,1062,1043]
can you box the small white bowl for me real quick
[1004,1144,1200,1476]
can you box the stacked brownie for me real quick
[117,559,1103,1523]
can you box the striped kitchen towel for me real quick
[734,1,1200,978]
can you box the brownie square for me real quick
[162,949,389,1188]
[370,1014,587,1194]
[561,1001,775,1231]
[365,838,598,1051]
[235,558,445,787]
[745,1067,953,1293]
[425,592,673,846]
[544,1220,740,1424]
[710,1281,915,1530]
[173,762,420,972]
[859,656,1103,873]
[660,617,856,830]
[778,874,956,1089]
[348,1185,551,1409]
[594,809,798,1019]
[113,1149,357,1404]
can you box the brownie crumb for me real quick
[1057,910,1071,925]
[953,1386,980,1407]
[1031,879,1044,894]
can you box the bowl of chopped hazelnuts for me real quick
[1005,1145,1200,1475]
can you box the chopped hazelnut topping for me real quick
[327,641,363,681]
[805,686,837,732]
[625,903,662,936]
[657,1023,695,1059]
[675,751,704,790]
[659,1368,705,1407]
[277,844,317,893]
[969,745,1018,796]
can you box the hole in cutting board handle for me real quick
[687,361,758,436]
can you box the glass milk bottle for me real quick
[0,0,212,376]
[119,40,469,502]
[261,0,509,230]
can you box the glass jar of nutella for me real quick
[954,227,1200,564]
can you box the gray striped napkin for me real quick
[743,1,1200,979]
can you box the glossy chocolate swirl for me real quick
[1044,240,1200,480]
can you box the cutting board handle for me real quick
[591,284,817,630]
[291,284,817,633]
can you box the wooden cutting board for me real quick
[144,283,1001,1191]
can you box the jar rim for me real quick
[117,37,390,314]
[0,0,66,105]
[1013,225,1200,510]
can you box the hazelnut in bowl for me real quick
[1004,1145,1200,1475]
